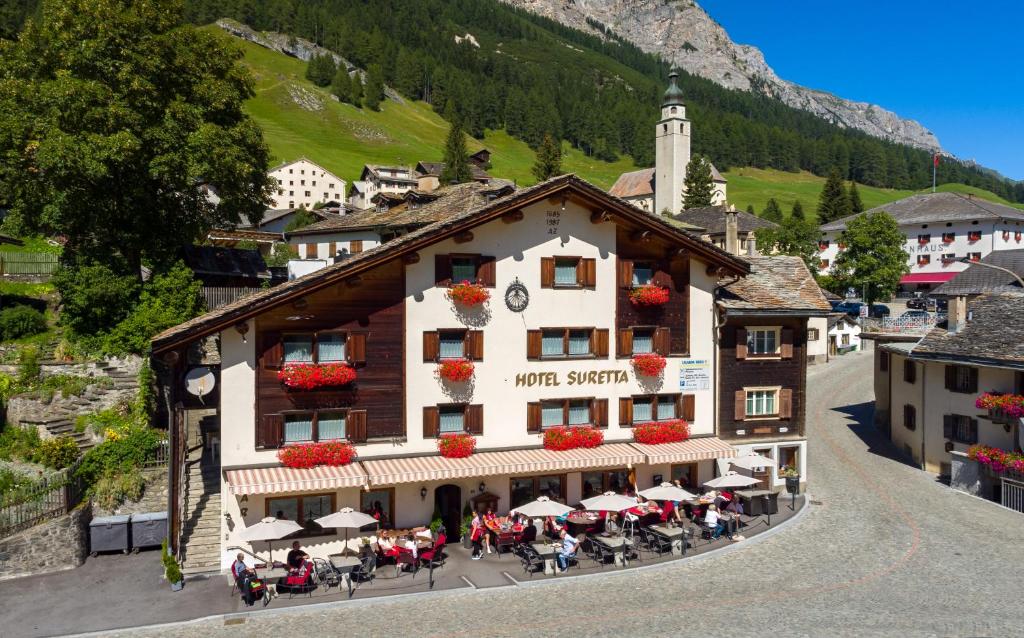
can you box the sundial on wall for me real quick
[504,277,529,312]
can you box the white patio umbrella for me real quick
[235,516,303,561]
[510,496,573,518]
[580,491,638,512]
[702,471,763,489]
[639,482,697,502]
[314,507,379,554]
[729,452,778,471]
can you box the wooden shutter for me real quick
[653,327,671,355]
[617,259,634,288]
[346,333,366,365]
[328,242,336,258]
[904,360,916,384]
[527,402,542,433]
[263,332,283,369]
[526,330,543,360]
[423,331,439,362]
[734,390,746,421]
[434,254,452,286]
[540,257,555,288]
[904,405,916,431]
[577,258,596,287]
[680,394,696,422]
[736,328,747,360]
[617,329,633,357]
[306,243,318,259]
[347,410,367,443]
[967,368,978,393]
[969,418,979,444]
[944,365,955,390]
[256,414,284,449]
[779,388,793,419]
[422,406,439,438]
[466,404,484,435]
[590,399,608,428]
[477,256,496,287]
[943,414,954,439]
[591,329,609,358]
[618,398,633,426]
[465,330,484,361]
[780,328,794,359]
[880,352,889,372]
[350,240,363,254]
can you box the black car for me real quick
[907,297,944,311]
[906,297,929,310]
[868,304,890,318]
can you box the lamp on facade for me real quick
[420,486,428,500]
[234,322,250,343]
[478,481,486,494]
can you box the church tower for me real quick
[654,70,691,216]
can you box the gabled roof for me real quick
[609,164,726,200]
[181,245,270,280]
[673,205,778,235]
[359,164,417,183]
[931,249,1024,297]
[911,293,1024,368]
[717,256,831,316]
[268,157,343,181]
[827,312,858,330]
[820,192,1024,232]
[235,208,337,230]
[414,161,491,182]
[154,174,749,352]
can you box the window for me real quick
[778,446,799,474]
[945,365,977,393]
[917,234,931,244]
[423,404,482,437]
[451,256,476,282]
[423,330,482,362]
[280,332,358,365]
[746,389,778,417]
[670,463,697,489]
[942,232,956,243]
[554,257,578,286]
[880,352,890,372]
[903,360,916,384]
[317,333,346,362]
[945,414,978,444]
[581,469,630,498]
[283,410,348,443]
[818,240,830,250]
[300,180,305,186]
[968,231,982,242]
[510,475,565,509]
[304,191,311,198]
[632,328,654,354]
[312,180,317,186]
[267,493,335,536]
[819,259,830,269]
[942,253,957,263]
[540,328,593,358]
[361,489,393,529]
[903,405,916,431]
[542,399,592,427]
[541,256,595,288]
[284,413,313,443]
[283,335,313,363]
[323,192,329,199]
[632,262,653,286]
[968,252,982,262]
[807,328,820,341]
[317,411,346,440]
[632,394,680,424]
[438,405,466,433]
[917,255,931,266]
[747,327,780,356]
[288,201,294,208]
[439,330,466,359]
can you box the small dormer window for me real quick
[670,106,677,115]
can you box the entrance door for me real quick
[828,335,837,357]
[434,484,462,539]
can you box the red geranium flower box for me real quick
[438,433,476,458]
[633,419,690,445]
[976,392,1024,419]
[447,280,490,307]
[278,441,357,469]
[632,353,667,377]
[628,284,670,307]
[277,362,357,390]
[438,358,475,382]
[542,425,604,451]
[968,444,1024,476]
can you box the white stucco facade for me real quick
[269,158,346,210]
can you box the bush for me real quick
[92,467,144,511]
[76,426,162,486]
[17,347,39,385]
[0,305,46,340]
[0,467,30,496]
[53,261,140,337]
[35,436,79,469]
[0,424,41,462]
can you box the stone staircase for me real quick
[40,416,96,454]
[179,450,222,575]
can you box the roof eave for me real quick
[719,306,830,318]
[909,350,1024,371]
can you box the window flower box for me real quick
[628,284,670,307]
[632,419,690,445]
[917,236,930,245]
[542,425,604,451]
[968,444,1024,476]
[438,358,475,383]
[438,433,476,458]
[277,362,357,390]
[447,280,490,307]
[943,234,956,244]
[968,232,982,242]
[976,392,1024,421]
[278,441,357,469]
[632,353,667,377]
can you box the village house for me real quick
[268,158,346,210]
[930,248,1024,298]
[826,313,862,358]
[671,204,777,256]
[348,152,494,210]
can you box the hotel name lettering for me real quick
[515,370,629,387]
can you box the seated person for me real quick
[402,533,419,559]
[231,553,264,606]
[704,504,725,539]
[725,497,743,516]
[231,552,255,581]
[544,516,564,538]
[286,541,309,572]
[556,530,579,572]
[519,520,537,544]
[604,513,622,537]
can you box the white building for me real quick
[818,192,1024,294]
[347,165,419,210]
[826,313,861,357]
[268,158,346,210]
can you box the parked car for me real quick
[907,297,945,311]
[833,301,865,318]
[900,310,931,320]
[868,304,890,318]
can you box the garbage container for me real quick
[130,512,168,551]
[89,514,131,556]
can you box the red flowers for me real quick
[633,420,690,445]
[628,284,670,306]
[632,353,667,377]
[968,444,1024,475]
[438,358,475,383]
[976,392,1024,419]
[542,426,604,451]
[438,433,476,458]
[277,363,357,390]
[278,441,357,469]
[447,280,490,307]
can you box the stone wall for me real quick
[0,503,91,582]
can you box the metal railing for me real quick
[0,458,85,538]
[143,439,171,468]
[201,286,263,310]
[0,252,59,275]
[878,315,939,333]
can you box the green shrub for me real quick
[0,305,47,340]
[0,424,41,462]
[92,467,144,511]
[35,436,79,469]
[76,426,162,486]
[37,374,110,402]
[17,347,39,385]
[53,261,140,338]
[0,467,30,496]
[136,362,156,417]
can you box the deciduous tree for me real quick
[756,216,820,273]
[831,212,909,305]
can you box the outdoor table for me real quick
[565,512,602,536]
[735,490,778,516]
[592,534,631,567]
[328,554,362,597]
[648,524,685,555]
[531,542,557,575]
[720,514,739,536]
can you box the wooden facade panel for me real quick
[614,231,690,356]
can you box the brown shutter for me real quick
[350,240,363,254]
[618,398,633,426]
[526,330,543,360]
[346,333,366,365]
[967,368,978,393]
[477,256,496,287]
[734,390,746,421]
[943,414,953,439]
[435,254,452,286]
[617,329,633,357]
[347,410,367,443]
[423,406,439,438]
[779,389,793,419]
[680,394,696,422]
[263,332,283,369]
[577,258,597,287]
[466,404,484,435]
[328,242,336,258]
[592,329,609,357]
[904,360,916,384]
[969,418,978,444]
[944,365,955,390]
[880,352,889,372]
[540,257,555,288]
[466,330,484,361]
[527,402,542,433]
[736,328,748,360]
[653,327,671,355]
[780,329,794,359]
[422,331,439,362]
[256,414,284,449]
[617,259,634,288]
[590,399,608,428]
[306,243,318,259]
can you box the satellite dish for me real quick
[184,366,216,398]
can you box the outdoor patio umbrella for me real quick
[702,471,762,489]
[510,496,573,518]
[580,491,638,512]
[314,507,379,554]
[639,482,697,502]
[728,452,778,471]
[235,516,303,562]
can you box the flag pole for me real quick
[932,154,938,193]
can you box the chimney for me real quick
[724,205,739,256]
[947,295,968,333]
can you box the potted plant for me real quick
[161,540,184,591]
[542,425,604,451]
[780,465,800,494]
[632,419,690,445]
[447,280,490,307]
[438,432,476,458]
[628,284,670,307]
[277,362,357,390]
[437,358,475,383]
[632,352,667,377]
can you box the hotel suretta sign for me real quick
[514,370,629,387]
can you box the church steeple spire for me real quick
[662,69,685,107]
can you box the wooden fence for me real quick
[0,458,85,539]
[0,252,59,275]
[201,286,263,310]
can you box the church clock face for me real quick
[504,278,529,312]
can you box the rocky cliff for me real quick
[503,0,942,152]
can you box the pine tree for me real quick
[817,166,852,224]
[848,181,864,214]
[305,53,336,87]
[682,155,715,210]
[531,133,563,182]
[350,73,364,106]
[746,204,755,215]
[331,67,352,104]
[440,117,472,185]
[791,200,805,220]
[363,64,385,111]
[762,198,783,223]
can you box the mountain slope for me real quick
[503,0,942,152]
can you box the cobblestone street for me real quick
[117,350,1024,636]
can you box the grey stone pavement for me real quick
[20,349,1024,637]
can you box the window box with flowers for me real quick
[437,433,476,458]
[632,353,667,377]
[447,281,490,307]
[968,231,982,242]
[632,419,690,445]
[438,358,475,383]
[628,284,670,307]
[278,362,357,390]
[278,441,358,469]
[542,425,604,451]
[975,392,1024,422]
[968,444,1024,476]
[942,233,956,244]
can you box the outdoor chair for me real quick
[645,527,673,556]
[419,539,446,570]
[311,557,340,590]
[519,547,543,577]
[495,532,515,557]
[394,548,418,578]
[699,520,721,544]
[589,540,611,569]
[351,553,377,588]
[276,561,317,598]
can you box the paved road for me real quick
[133,350,1024,638]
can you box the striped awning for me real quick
[361,443,645,486]
[225,464,368,495]
[629,436,736,466]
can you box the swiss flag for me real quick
[933,154,940,167]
